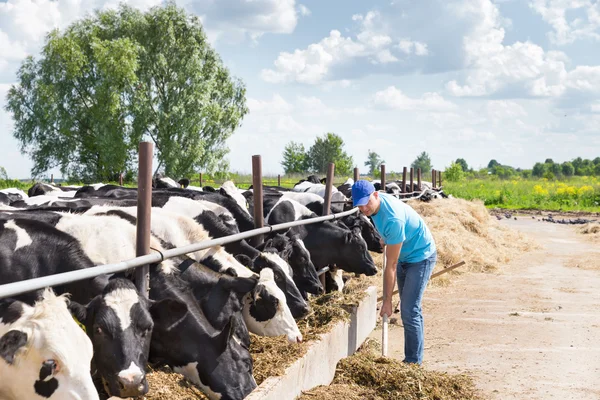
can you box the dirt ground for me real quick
[370,218,600,400]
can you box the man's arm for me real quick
[380,242,402,317]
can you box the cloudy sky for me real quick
[1,0,600,179]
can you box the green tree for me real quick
[0,166,7,180]
[487,159,499,169]
[6,3,247,181]
[455,158,469,172]
[364,150,384,176]
[544,158,554,164]
[281,142,307,174]
[306,133,353,175]
[593,157,600,165]
[532,162,546,177]
[411,151,432,175]
[594,163,600,176]
[549,162,561,177]
[444,161,464,182]
[561,162,574,177]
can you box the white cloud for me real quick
[444,0,574,98]
[372,86,457,111]
[297,4,310,16]
[179,0,299,44]
[397,39,429,55]
[530,0,600,45]
[261,10,429,84]
[247,94,294,114]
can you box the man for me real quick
[351,180,437,364]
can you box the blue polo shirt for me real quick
[370,193,436,263]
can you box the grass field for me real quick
[443,176,600,213]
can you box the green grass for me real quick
[443,176,600,212]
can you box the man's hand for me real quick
[380,300,393,318]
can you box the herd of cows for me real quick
[0,175,395,400]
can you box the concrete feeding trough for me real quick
[246,286,378,400]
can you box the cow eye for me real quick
[94,326,103,335]
[43,359,60,375]
[140,327,151,338]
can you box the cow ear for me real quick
[67,300,88,324]
[0,330,28,365]
[150,298,188,331]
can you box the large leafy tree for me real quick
[281,141,307,174]
[306,133,353,175]
[411,151,432,175]
[455,158,469,172]
[6,3,247,181]
[364,150,384,176]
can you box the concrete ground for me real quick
[370,218,600,400]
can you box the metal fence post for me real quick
[321,162,336,289]
[252,155,264,247]
[135,142,153,298]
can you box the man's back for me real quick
[371,192,436,263]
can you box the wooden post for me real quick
[278,174,281,187]
[432,169,437,188]
[418,168,422,191]
[119,173,123,186]
[353,167,359,182]
[409,168,414,193]
[380,164,386,190]
[50,174,54,183]
[199,172,202,187]
[320,163,336,289]
[135,142,153,298]
[439,170,442,186]
[402,167,407,194]
[251,156,264,247]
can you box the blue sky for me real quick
[1,0,600,179]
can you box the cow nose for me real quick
[116,363,147,396]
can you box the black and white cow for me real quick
[27,183,79,198]
[68,278,174,398]
[290,182,347,213]
[337,213,384,253]
[264,199,378,276]
[256,233,322,297]
[0,217,163,398]
[81,205,305,339]
[0,188,28,204]
[148,266,257,400]
[0,289,99,400]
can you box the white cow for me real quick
[0,289,99,400]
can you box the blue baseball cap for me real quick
[352,180,375,207]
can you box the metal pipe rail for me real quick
[0,208,359,300]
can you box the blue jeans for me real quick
[397,251,437,364]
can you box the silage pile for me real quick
[408,197,538,274]
[298,339,483,400]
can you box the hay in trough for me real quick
[142,366,209,399]
[251,274,373,385]
[298,339,483,400]
[407,198,538,274]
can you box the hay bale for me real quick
[298,339,483,400]
[407,198,538,274]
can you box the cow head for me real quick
[341,214,383,253]
[0,289,98,400]
[243,268,303,343]
[69,278,174,398]
[252,252,310,319]
[263,234,322,297]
